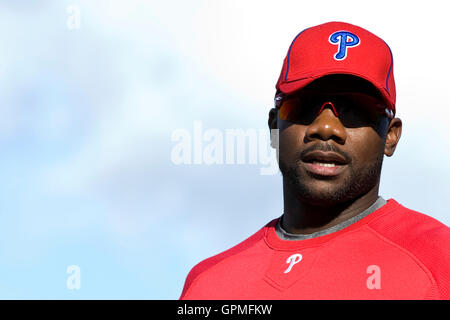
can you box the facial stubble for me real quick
[279,148,384,207]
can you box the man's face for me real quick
[274,75,392,207]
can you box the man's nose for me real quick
[304,103,347,144]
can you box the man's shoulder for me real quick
[368,198,450,245]
[368,198,450,298]
[179,219,273,299]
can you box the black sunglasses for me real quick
[274,90,393,127]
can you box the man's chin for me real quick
[282,171,355,206]
[280,154,383,207]
[295,189,351,207]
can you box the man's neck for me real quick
[281,180,381,235]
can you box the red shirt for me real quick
[180,199,450,299]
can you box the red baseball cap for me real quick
[275,21,396,117]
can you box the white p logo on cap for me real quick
[329,30,360,60]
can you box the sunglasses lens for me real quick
[279,98,297,121]
[278,95,318,123]
[347,93,385,111]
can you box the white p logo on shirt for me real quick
[284,253,303,273]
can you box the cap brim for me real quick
[278,70,395,115]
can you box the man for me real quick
[180,21,450,299]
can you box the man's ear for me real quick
[384,117,402,157]
[268,108,278,129]
[268,108,278,149]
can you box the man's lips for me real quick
[302,161,347,177]
[301,150,349,177]
[302,150,348,165]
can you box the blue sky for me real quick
[0,0,449,299]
